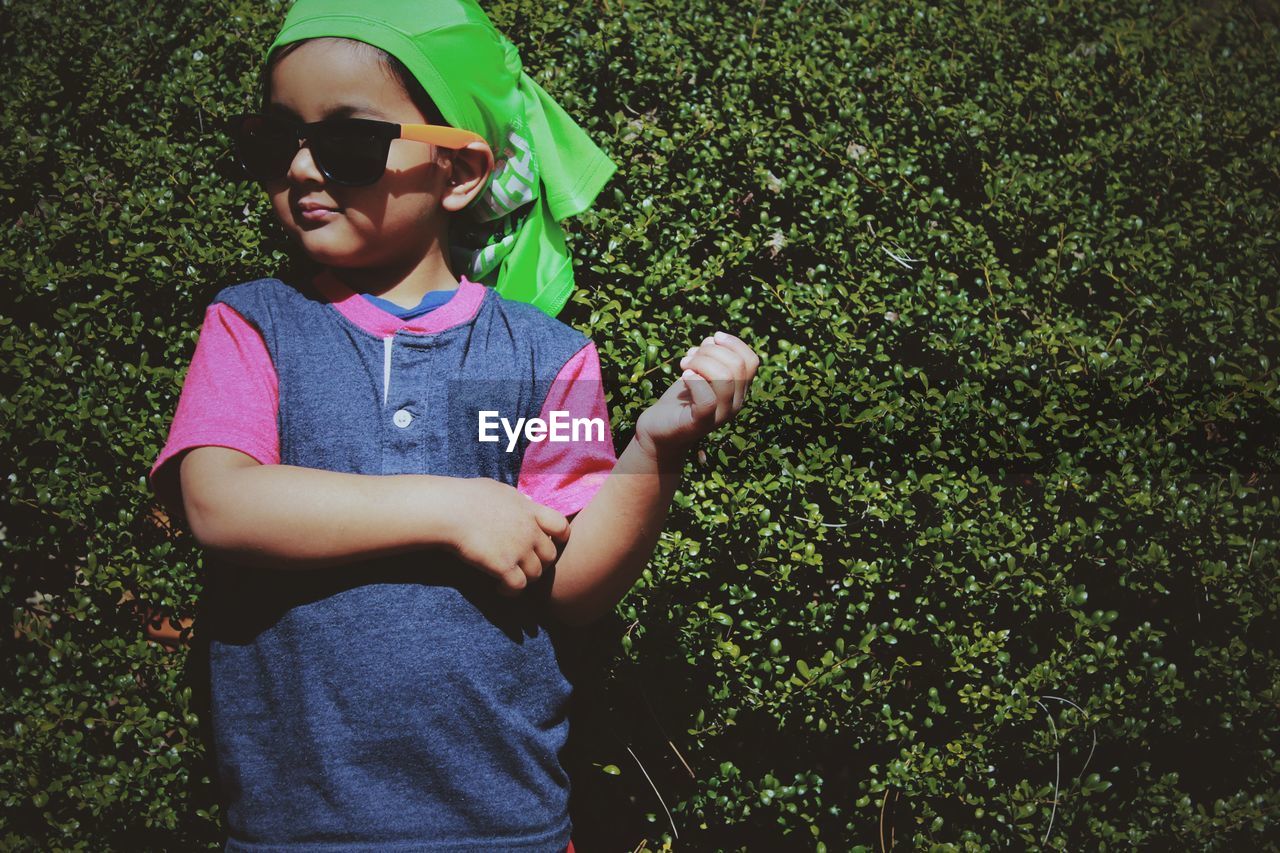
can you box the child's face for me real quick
[263,38,492,272]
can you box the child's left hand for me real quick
[635,331,760,460]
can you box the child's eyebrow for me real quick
[265,101,390,121]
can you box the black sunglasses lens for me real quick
[229,115,389,185]
[230,115,296,181]
[313,125,389,185]
[230,115,297,182]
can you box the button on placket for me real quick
[382,330,432,475]
[385,334,414,430]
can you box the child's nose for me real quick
[287,144,325,183]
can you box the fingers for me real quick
[535,503,571,547]
[681,332,759,377]
[496,569,524,597]
[689,341,739,415]
[680,333,755,421]
[497,554,536,597]
[487,494,568,598]
[712,331,761,374]
[519,550,542,582]
[680,364,720,416]
[532,530,558,567]
[686,336,739,379]
[711,332,760,409]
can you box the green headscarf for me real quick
[266,0,617,317]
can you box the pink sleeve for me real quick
[517,341,618,517]
[147,302,280,521]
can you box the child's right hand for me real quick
[447,477,571,597]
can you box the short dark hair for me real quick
[259,37,450,130]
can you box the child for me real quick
[148,0,758,849]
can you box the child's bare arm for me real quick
[175,446,464,570]
[545,437,687,628]
[172,446,570,591]
[547,331,758,628]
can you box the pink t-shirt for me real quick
[149,276,617,524]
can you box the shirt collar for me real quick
[309,267,487,337]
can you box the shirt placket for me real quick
[383,331,422,474]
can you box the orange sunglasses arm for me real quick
[400,123,487,150]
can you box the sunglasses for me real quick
[218,112,487,187]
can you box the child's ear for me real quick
[441,141,495,212]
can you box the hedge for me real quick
[1,0,1277,848]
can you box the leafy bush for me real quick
[1,0,1277,848]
